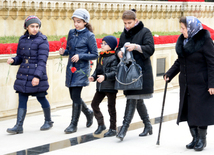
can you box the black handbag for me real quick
[115,48,143,90]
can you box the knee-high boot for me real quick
[40,107,54,131]
[194,128,207,151]
[137,99,153,136]
[116,99,137,141]
[81,100,93,127]
[186,127,198,149]
[7,108,27,134]
[64,103,82,134]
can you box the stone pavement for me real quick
[0,88,214,155]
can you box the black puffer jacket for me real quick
[92,53,119,93]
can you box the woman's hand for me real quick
[7,58,14,64]
[71,54,79,63]
[208,88,214,95]
[32,77,40,86]
[88,76,94,82]
[118,51,123,58]
[125,44,136,52]
[59,48,65,55]
[164,75,169,82]
[97,75,105,83]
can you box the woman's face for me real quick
[123,19,138,31]
[27,23,40,35]
[73,17,86,30]
[180,23,188,38]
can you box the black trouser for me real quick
[69,87,83,104]
[91,91,117,130]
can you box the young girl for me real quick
[89,36,119,137]
[116,10,155,141]
[7,15,53,134]
[59,9,98,134]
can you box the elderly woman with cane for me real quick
[164,16,214,151]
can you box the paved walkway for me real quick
[0,88,214,155]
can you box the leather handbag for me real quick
[115,48,143,90]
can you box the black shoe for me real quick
[186,127,198,149]
[40,107,54,131]
[139,125,153,136]
[64,103,81,134]
[7,108,26,134]
[104,129,117,137]
[94,125,106,134]
[81,100,93,127]
[194,128,207,151]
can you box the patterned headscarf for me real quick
[186,16,203,38]
[183,16,203,45]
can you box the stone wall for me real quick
[0,44,178,119]
[0,0,214,36]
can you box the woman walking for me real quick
[164,16,214,151]
[6,15,53,134]
[59,9,98,134]
[116,10,155,141]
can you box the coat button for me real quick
[26,75,28,77]
[23,48,24,49]
[20,74,22,76]
[29,48,30,50]
[29,57,30,59]
[27,66,29,68]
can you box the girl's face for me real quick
[123,19,138,30]
[27,23,40,35]
[101,41,111,51]
[73,17,87,30]
[180,23,188,38]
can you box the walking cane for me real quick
[156,80,168,145]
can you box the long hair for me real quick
[85,23,93,32]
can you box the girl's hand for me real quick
[164,75,169,82]
[118,51,123,58]
[7,58,14,64]
[32,77,40,86]
[97,75,105,83]
[59,48,65,55]
[88,76,94,82]
[208,88,214,95]
[125,44,136,52]
[71,54,79,63]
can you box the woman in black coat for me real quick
[164,16,214,151]
[115,10,155,141]
[6,16,53,134]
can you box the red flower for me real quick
[71,67,77,73]
[60,37,67,49]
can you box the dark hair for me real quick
[85,23,93,32]
[122,10,136,20]
[179,16,187,27]
[131,9,136,13]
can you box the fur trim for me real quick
[176,29,211,57]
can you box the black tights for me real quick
[69,87,83,104]
[189,125,208,129]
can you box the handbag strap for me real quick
[115,73,142,85]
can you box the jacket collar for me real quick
[124,21,144,37]
[24,31,41,39]
[176,29,210,57]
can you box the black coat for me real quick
[165,29,214,126]
[116,21,155,95]
[92,53,119,93]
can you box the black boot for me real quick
[40,107,54,131]
[186,127,198,149]
[94,125,106,134]
[64,103,82,134]
[116,99,137,141]
[7,108,26,134]
[81,100,93,127]
[137,99,153,136]
[104,129,117,137]
[194,128,207,151]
